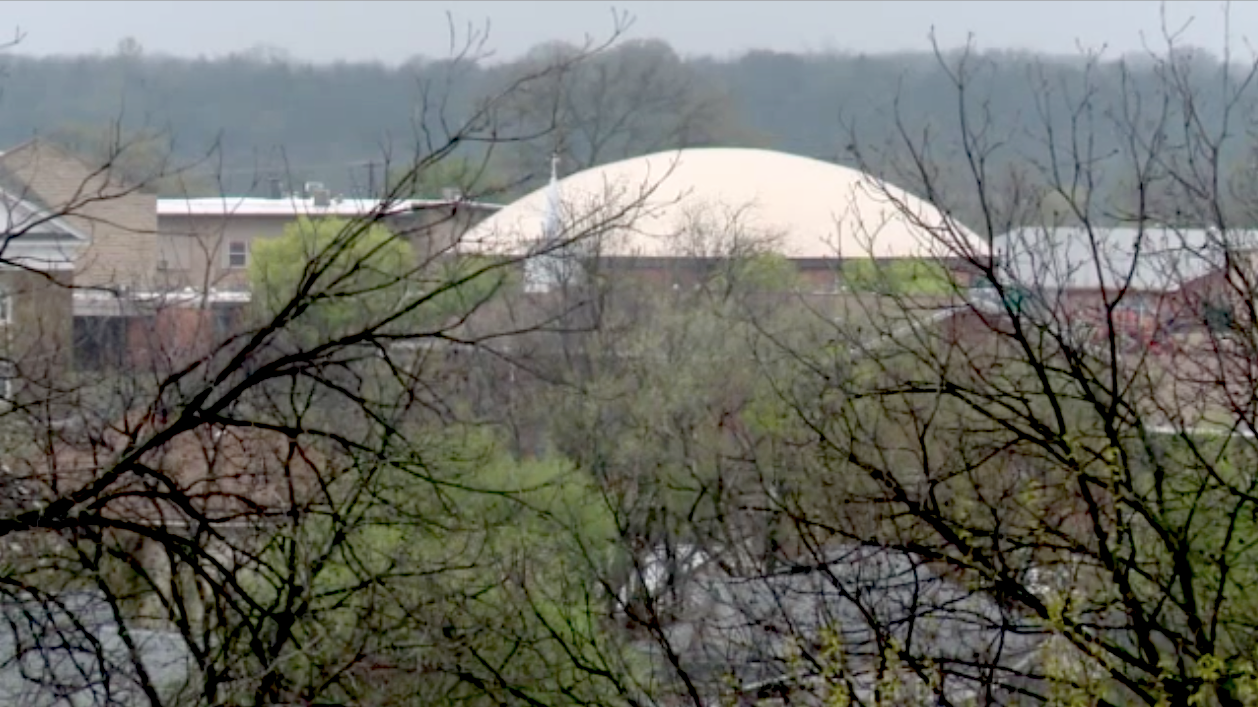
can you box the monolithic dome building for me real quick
[464,147,988,293]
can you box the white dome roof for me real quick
[465,148,986,261]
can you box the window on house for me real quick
[0,287,13,402]
[0,360,15,403]
[226,241,249,269]
[1117,296,1152,315]
[1202,299,1236,333]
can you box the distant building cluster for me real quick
[0,138,1244,400]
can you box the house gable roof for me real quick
[0,138,104,211]
[0,590,190,705]
[627,543,1043,702]
[0,137,107,181]
[0,185,89,271]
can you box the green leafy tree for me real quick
[232,428,632,706]
[251,217,514,347]
[249,217,416,342]
[839,258,954,295]
[714,252,802,294]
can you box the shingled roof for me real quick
[628,543,1044,705]
[0,590,190,706]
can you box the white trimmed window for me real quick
[0,360,13,403]
[0,287,11,325]
[226,241,249,269]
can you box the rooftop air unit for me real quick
[306,182,331,207]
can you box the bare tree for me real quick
[0,17,703,707]
[456,13,1258,707]
[494,19,757,187]
[21,10,1258,707]
[720,18,1258,707]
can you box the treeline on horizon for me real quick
[1,33,1253,231]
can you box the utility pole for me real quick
[349,160,380,200]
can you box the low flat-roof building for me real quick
[155,192,502,293]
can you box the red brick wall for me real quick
[521,257,974,294]
[126,308,217,371]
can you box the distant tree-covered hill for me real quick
[1,37,1253,230]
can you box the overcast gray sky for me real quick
[0,1,1252,64]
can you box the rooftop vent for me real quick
[311,187,332,208]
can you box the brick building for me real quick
[0,138,170,371]
[155,191,501,292]
[985,226,1258,351]
[0,183,89,399]
[0,138,158,289]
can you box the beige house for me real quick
[156,193,502,293]
[0,185,90,398]
[0,138,175,371]
[0,138,158,291]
